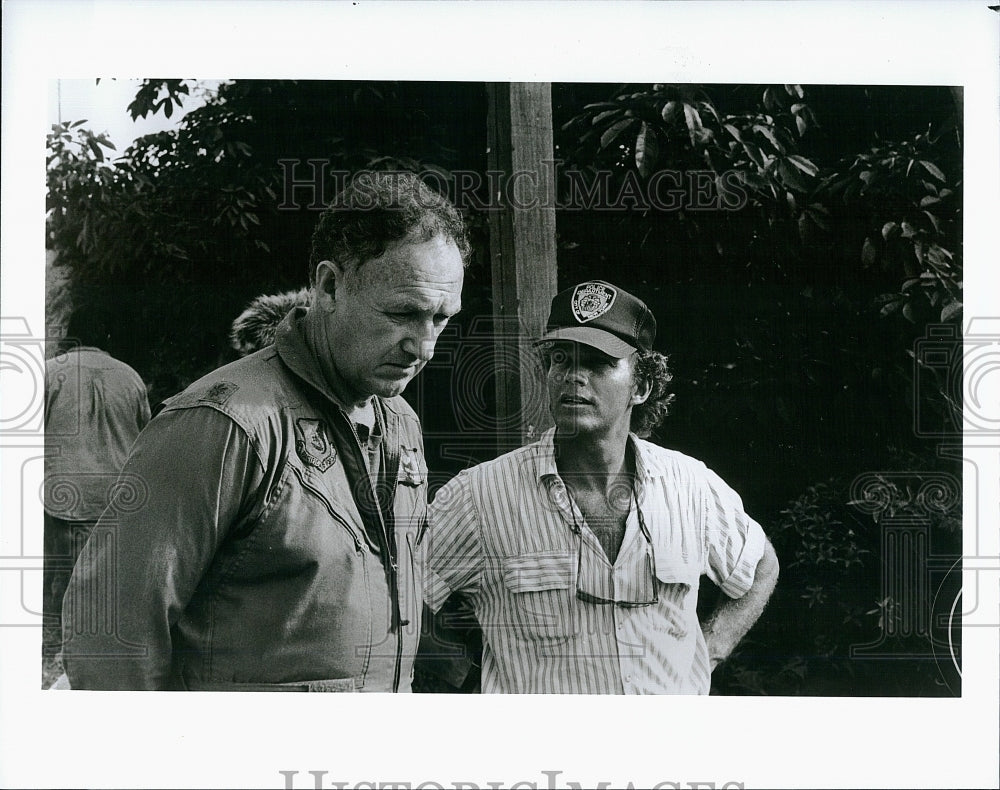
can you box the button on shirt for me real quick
[424,428,766,694]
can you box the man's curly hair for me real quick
[630,349,676,438]
[308,170,470,282]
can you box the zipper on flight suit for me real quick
[345,412,404,693]
[289,466,365,554]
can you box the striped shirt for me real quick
[423,428,766,694]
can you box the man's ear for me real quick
[313,260,346,311]
[631,373,652,406]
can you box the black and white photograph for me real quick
[2,2,998,789]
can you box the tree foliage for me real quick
[555,83,961,323]
[46,80,488,401]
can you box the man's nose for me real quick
[551,362,586,384]
[401,322,437,362]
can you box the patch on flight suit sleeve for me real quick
[198,381,239,405]
[294,418,337,471]
[398,446,425,487]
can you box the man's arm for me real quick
[701,538,779,669]
[416,473,484,690]
[61,406,261,689]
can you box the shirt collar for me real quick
[534,426,649,496]
[274,306,358,413]
[534,427,561,482]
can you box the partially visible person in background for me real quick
[43,308,150,678]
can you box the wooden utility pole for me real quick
[486,82,558,450]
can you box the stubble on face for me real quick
[546,344,640,440]
[313,234,464,407]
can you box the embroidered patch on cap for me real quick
[294,418,337,471]
[571,281,617,323]
[199,381,238,405]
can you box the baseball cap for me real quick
[537,280,656,358]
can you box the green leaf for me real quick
[787,154,819,177]
[86,138,105,162]
[753,124,783,153]
[881,221,900,240]
[698,100,721,124]
[591,109,623,126]
[740,170,769,191]
[806,208,830,232]
[919,195,940,208]
[796,115,808,136]
[599,118,635,151]
[798,213,811,242]
[682,103,703,145]
[785,84,805,98]
[861,237,877,265]
[920,160,946,182]
[922,210,941,234]
[777,160,810,192]
[661,100,681,122]
[742,141,764,168]
[634,122,659,177]
[941,301,962,322]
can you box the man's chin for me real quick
[551,412,589,438]
[372,376,414,399]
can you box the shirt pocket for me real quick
[651,554,700,637]
[501,552,577,640]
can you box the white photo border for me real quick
[2,2,998,788]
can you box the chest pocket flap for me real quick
[653,552,700,588]
[501,552,577,641]
[502,552,574,592]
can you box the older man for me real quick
[63,172,467,691]
[423,280,778,693]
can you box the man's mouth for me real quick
[384,361,420,374]
[559,393,592,405]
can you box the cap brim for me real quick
[536,327,637,358]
